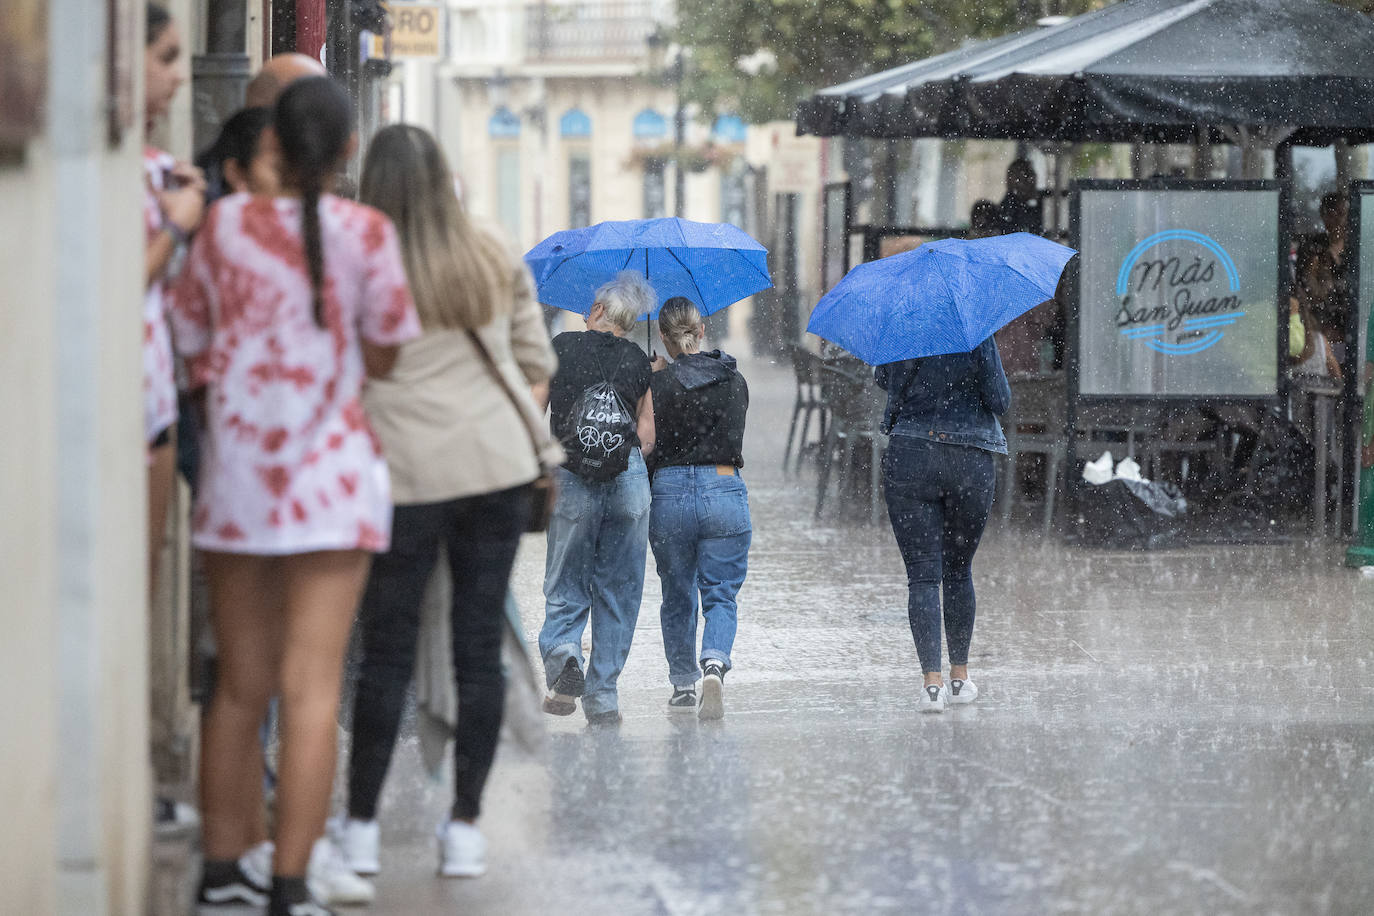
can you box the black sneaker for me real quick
[586,709,622,727]
[699,662,726,721]
[667,686,697,713]
[198,860,269,907]
[268,878,336,916]
[542,658,585,716]
[268,893,336,916]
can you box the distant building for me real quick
[383,0,758,253]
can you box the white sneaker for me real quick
[332,817,380,876]
[437,820,488,878]
[918,683,946,714]
[308,836,376,906]
[240,840,274,891]
[948,678,979,705]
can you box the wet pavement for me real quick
[344,352,1374,915]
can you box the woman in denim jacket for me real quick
[876,336,1010,713]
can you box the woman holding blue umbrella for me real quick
[877,339,1010,713]
[807,233,1074,713]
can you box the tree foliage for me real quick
[675,0,1106,123]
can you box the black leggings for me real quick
[348,484,532,822]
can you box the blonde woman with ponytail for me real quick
[339,124,560,882]
[171,77,421,916]
[647,297,752,720]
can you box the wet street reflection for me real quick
[348,356,1374,915]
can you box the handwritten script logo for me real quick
[1115,230,1243,355]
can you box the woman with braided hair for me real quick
[170,76,421,916]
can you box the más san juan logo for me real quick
[1115,230,1243,355]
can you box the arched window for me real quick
[560,108,592,139]
[712,114,747,144]
[632,109,668,140]
[488,107,521,139]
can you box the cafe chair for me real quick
[999,372,1067,534]
[783,345,829,472]
[814,362,887,524]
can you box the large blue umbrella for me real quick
[806,233,1076,365]
[525,217,772,319]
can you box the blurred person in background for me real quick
[144,3,204,594]
[196,106,276,202]
[338,124,559,882]
[998,158,1044,235]
[171,77,421,916]
[647,297,751,721]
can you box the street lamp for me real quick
[646,27,686,218]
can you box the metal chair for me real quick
[1000,372,1067,534]
[782,346,828,472]
[814,362,887,523]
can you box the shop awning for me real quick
[796,0,1374,145]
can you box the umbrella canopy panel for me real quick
[796,0,1374,145]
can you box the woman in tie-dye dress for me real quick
[171,77,420,916]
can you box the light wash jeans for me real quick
[539,449,651,718]
[648,465,752,688]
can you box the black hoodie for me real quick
[648,349,749,472]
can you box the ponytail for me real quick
[272,77,352,330]
[300,180,325,327]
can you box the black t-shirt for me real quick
[550,330,653,453]
[998,194,1043,235]
[648,350,749,472]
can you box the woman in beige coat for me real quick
[338,125,560,883]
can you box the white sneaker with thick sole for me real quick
[437,820,487,878]
[947,678,978,705]
[699,663,726,721]
[918,683,946,713]
[308,836,376,906]
[332,817,380,876]
[240,840,275,891]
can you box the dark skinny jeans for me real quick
[881,436,996,674]
[348,484,531,822]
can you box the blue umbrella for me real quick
[806,233,1076,365]
[525,217,772,319]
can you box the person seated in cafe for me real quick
[968,199,1002,239]
[1309,192,1353,347]
[1289,239,1342,381]
[998,158,1044,235]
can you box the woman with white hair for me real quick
[538,271,656,726]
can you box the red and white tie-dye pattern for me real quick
[169,193,420,555]
[143,147,180,444]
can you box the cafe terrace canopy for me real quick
[795,0,1374,146]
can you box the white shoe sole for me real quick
[667,702,697,714]
[699,675,724,721]
[321,886,376,906]
[438,863,487,879]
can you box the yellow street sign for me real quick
[384,3,443,60]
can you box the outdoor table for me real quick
[1292,374,1345,536]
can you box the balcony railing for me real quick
[524,2,664,62]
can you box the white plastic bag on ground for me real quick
[1083,451,1114,485]
[1114,456,1144,482]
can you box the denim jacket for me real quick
[874,336,1011,455]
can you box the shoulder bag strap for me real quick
[466,329,549,473]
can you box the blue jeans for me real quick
[648,466,752,687]
[881,436,995,674]
[540,449,651,718]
